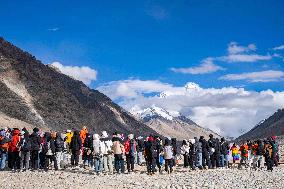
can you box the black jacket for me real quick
[200,138,210,154]
[30,132,41,151]
[220,141,229,155]
[84,134,93,150]
[70,131,82,151]
[136,139,144,152]
[55,133,64,152]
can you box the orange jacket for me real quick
[80,127,88,144]
[8,130,21,152]
[239,144,249,157]
[252,143,258,155]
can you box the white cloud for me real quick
[219,54,272,63]
[228,42,256,54]
[218,42,272,63]
[171,58,225,74]
[273,45,284,51]
[48,28,59,32]
[97,79,284,137]
[97,79,173,99]
[50,62,97,85]
[220,70,284,82]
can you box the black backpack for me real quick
[21,138,31,152]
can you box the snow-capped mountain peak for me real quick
[131,105,179,121]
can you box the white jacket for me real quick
[100,139,113,155]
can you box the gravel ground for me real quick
[0,165,283,189]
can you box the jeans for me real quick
[220,154,225,167]
[196,153,202,167]
[20,151,30,170]
[202,151,211,168]
[94,157,103,173]
[55,151,63,169]
[114,154,125,173]
[0,152,7,170]
[137,152,143,165]
[103,154,113,173]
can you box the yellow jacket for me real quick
[66,132,73,144]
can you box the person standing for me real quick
[93,134,103,174]
[144,135,156,175]
[263,140,274,171]
[136,136,144,166]
[70,130,82,167]
[124,134,136,173]
[163,138,174,174]
[180,140,190,168]
[200,136,211,169]
[30,128,41,171]
[8,129,21,171]
[83,133,93,168]
[54,132,64,170]
[19,130,31,171]
[194,137,203,169]
[0,130,11,170]
[112,133,125,174]
[220,138,229,168]
[239,142,249,169]
[100,131,113,174]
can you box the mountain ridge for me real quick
[236,109,284,140]
[0,37,160,136]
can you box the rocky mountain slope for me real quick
[131,105,221,140]
[0,37,159,136]
[237,109,284,140]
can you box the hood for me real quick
[13,129,21,136]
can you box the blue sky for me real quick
[1,0,284,90]
[1,0,284,136]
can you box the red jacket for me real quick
[124,139,137,155]
[9,130,21,152]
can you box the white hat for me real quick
[102,131,108,138]
[128,134,134,140]
[67,130,71,133]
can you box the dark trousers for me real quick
[210,152,220,168]
[39,152,45,169]
[202,151,211,168]
[114,154,125,173]
[183,154,189,167]
[165,159,173,173]
[20,151,30,170]
[45,155,57,171]
[189,154,196,169]
[31,150,39,170]
[71,150,80,166]
[266,157,274,171]
[126,154,134,172]
[146,157,156,173]
[10,151,21,170]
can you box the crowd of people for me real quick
[0,126,280,175]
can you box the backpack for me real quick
[21,138,31,152]
[0,137,9,152]
[129,139,135,156]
